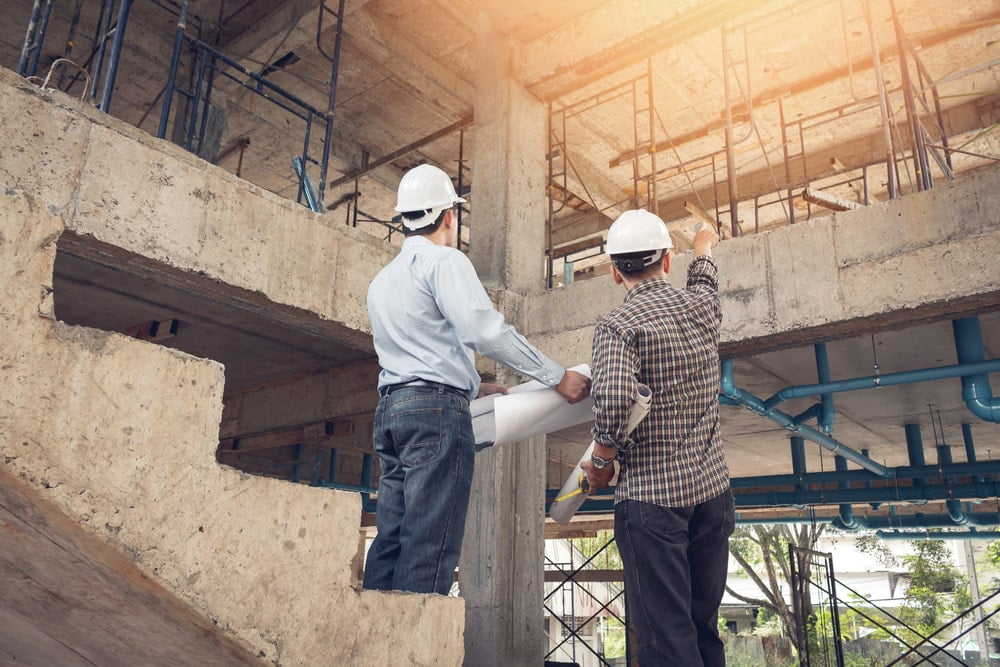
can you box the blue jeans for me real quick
[615,491,735,666]
[362,385,474,595]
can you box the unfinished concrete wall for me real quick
[0,64,466,662]
[0,67,387,343]
[0,186,463,665]
[525,166,1000,366]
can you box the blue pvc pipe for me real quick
[735,481,1000,507]
[876,530,1000,540]
[720,359,890,477]
[790,436,807,479]
[963,423,985,484]
[936,444,968,525]
[837,512,1000,531]
[835,456,857,529]
[791,403,821,428]
[905,424,927,498]
[814,343,835,433]
[953,317,1000,422]
[728,459,1000,488]
[761,358,1000,409]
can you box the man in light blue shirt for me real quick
[363,164,591,595]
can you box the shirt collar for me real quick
[402,235,433,249]
[623,276,670,303]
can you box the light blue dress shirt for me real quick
[367,236,565,399]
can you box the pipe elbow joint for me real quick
[964,392,1000,423]
[832,516,860,531]
[947,501,969,525]
[719,360,736,396]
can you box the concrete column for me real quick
[459,12,548,666]
[467,13,548,293]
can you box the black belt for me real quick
[379,380,467,398]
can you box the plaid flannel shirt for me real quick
[591,255,730,508]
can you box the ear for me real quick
[662,252,671,275]
[610,264,625,286]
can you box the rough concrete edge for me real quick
[1,66,392,332]
[519,166,1000,357]
[0,186,464,666]
[0,464,265,665]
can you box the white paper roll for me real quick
[471,363,593,450]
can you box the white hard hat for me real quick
[395,164,466,230]
[606,209,673,255]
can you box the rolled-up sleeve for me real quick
[591,321,639,450]
[430,251,564,386]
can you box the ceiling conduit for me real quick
[954,316,1000,423]
[720,359,891,477]
[876,529,1000,540]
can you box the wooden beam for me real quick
[522,0,774,101]
[802,186,864,212]
[545,569,625,583]
[544,516,614,539]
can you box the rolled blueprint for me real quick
[549,383,652,525]
[471,363,594,451]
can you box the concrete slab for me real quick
[0,188,465,666]
[0,468,261,667]
[0,68,388,342]
[523,165,1000,363]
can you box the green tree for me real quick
[726,523,825,644]
[896,539,965,643]
[571,530,623,570]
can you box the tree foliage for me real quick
[726,523,826,643]
[897,539,965,637]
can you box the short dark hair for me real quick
[400,207,450,236]
[611,249,666,278]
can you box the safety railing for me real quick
[790,545,1000,667]
[16,0,345,212]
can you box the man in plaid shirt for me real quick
[582,210,734,666]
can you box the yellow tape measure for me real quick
[553,474,589,504]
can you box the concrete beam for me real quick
[222,0,371,66]
[0,69,385,348]
[522,0,773,101]
[469,18,548,293]
[523,165,1000,365]
[460,14,548,666]
[348,5,475,109]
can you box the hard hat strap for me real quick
[612,249,664,273]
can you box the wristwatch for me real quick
[590,453,615,469]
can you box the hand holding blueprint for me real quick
[470,364,594,451]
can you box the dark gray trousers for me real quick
[615,491,735,666]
